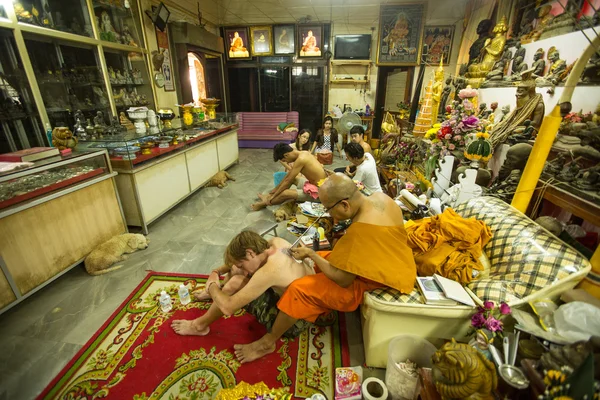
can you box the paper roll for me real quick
[399,189,426,208]
[362,377,389,400]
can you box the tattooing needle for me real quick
[283,210,326,258]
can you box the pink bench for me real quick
[237,112,299,148]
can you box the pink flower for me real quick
[485,317,503,332]
[484,301,495,310]
[448,143,455,150]
[462,100,474,111]
[454,135,462,141]
[444,134,452,140]
[460,141,465,145]
[449,119,457,126]
[500,303,511,315]
[471,312,486,328]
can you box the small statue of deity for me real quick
[466,16,508,87]
[512,43,526,75]
[438,78,452,121]
[468,19,493,65]
[521,5,554,43]
[536,49,567,86]
[532,48,546,77]
[431,58,445,124]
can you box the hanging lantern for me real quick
[464,131,493,169]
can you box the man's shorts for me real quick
[244,288,311,338]
[296,177,320,203]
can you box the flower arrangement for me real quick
[424,99,484,160]
[469,300,511,337]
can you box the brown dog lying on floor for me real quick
[206,171,235,188]
[273,201,296,222]
[85,233,149,275]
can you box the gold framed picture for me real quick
[225,27,251,60]
[377,2,427,66]
[250,26,273,56]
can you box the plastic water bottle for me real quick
[178,284,190,305]
[365,104,371,116]
[45,122,53,147]
[159,290,172,312]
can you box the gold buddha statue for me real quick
[466,16,508,88]
[431,57,445,124]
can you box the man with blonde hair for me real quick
[171,231,313,338]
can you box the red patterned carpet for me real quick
[38,272,349,399]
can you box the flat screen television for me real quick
[334,34,371,60]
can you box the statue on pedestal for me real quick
[468,20,493,65]
[489,71,545,148]
[431,58,445,124]
[521,4,554,43]
[536,49,566,86]
[532,48,546,77]
[540,2,579,39]
[466,16,508,88]
[512,43,526,75]
[438,78,452,121]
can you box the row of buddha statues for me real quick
[453,15,599,90]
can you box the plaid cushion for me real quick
[366,196,590,306]
[368,287,423,304]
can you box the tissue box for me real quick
[335,366,363,400]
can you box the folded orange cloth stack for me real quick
[406,208,492,285]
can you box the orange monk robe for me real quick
[406,208,492,285]
[277,222,417,323]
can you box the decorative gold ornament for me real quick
[215,381,292,400]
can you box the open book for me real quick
[416,275,476,307]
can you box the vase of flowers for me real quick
[468,301,511,360]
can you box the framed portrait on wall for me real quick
[155,28,175,91]
[298,25,323,58]
[377,2,427,66]
[250,26,273,56]
[274,25,295,55]
[423,25,455,65]
[224,27,251,60]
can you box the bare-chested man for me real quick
[251,143,328,211]
[350,125,372,155]
[171,231,314,338]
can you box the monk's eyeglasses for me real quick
[324,197,349,212]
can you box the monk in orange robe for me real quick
[302,30,319,52]
[234,173,417,363]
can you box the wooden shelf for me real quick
[534,179,600,227]
[331,60,372,65]
[330,79,368,84]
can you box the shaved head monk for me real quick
[234,173,417,363]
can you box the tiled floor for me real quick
[0,149,383,400]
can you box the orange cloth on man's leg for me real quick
[277,272,382,323]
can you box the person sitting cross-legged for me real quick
[343,142,382,193]
[171,231,313,338]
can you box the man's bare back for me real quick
[295,151,327,185]
[360,141,372,155]
[353,192,404,227]
[261,237,315,294]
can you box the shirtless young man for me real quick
[349,125,372,155]
[251,143,328,211]
[171,231,314,337]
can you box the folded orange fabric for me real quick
[406,208,492,284]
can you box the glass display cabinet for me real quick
[78,112,238,171]
[104,48,155,114]
[0,29,45,153]
[24,33,111,129]
[0,150,110,211]
[13,0,94,37]
[91,0,142,47]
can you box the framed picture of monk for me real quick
[250,26,273,56]
[225,27,251,60]
[274,25,295,55]
[423,25,454,65]
[298,25,323,58]
[377,2,427,66]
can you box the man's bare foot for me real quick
[250,202,266,211]
[234,338,276,363]
[171,319,210,336]
[257,193,271,203]
[192,289,211,301]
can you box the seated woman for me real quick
[280,129,312,171]
[311,116,342,165]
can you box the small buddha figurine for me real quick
[438,78,452,121]
[512,43,526,74]
[521,5,554,43]
[507,56,529,81]
[431,58,445,124]
[466,16,508,87]
[540,2,579,39]
[536,49,567,86]
[532,48,546,77]
[119,112,135,131]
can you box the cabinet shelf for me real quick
[329,59,371,85]
[331,60,372,65]
[330,79,369,84]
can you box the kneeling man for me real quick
[172,231,313,338]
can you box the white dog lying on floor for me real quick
[85,233,149,275]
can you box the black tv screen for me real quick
[334,34,371,60]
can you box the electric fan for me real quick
[337,111,365,142]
